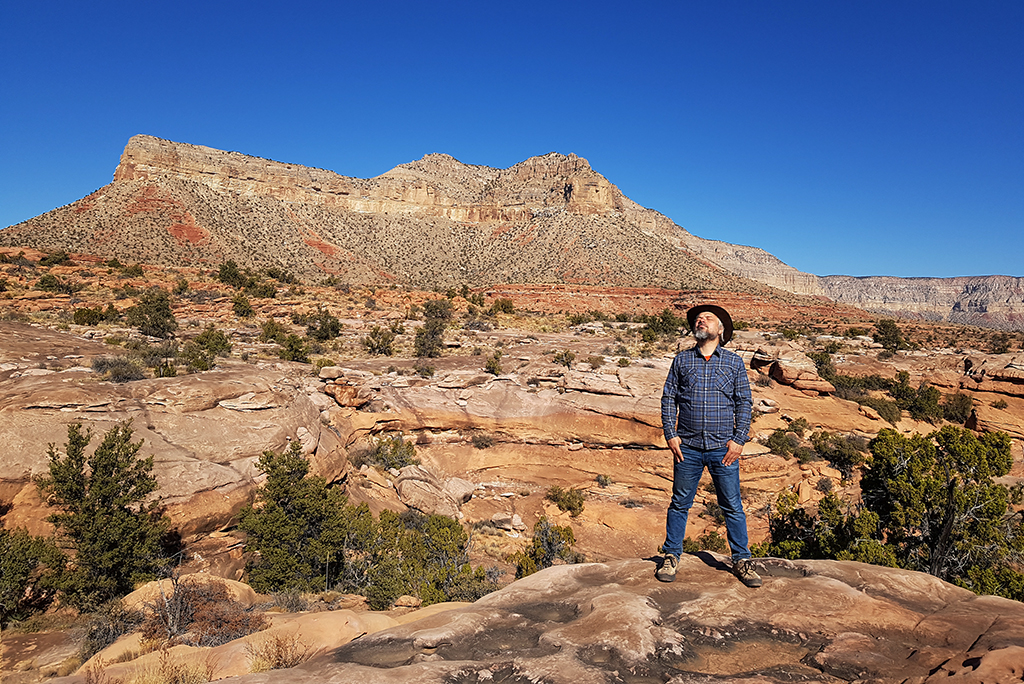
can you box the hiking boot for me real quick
[733,558,762,588]
[656,552,679,583]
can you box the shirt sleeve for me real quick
[661,355,680,443]
[731,356,753,445]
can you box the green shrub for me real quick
[259,318,288,343]
[553,350,575,368]
[194,325,232,357]
[471,433,495,449]
[35,273,81,294]
[180,341,214,372]
[507,517,582,579]
[39,251,72,267]
[92,356,146,382]
[362,325,395,356]
[546,486,585,517]
[365,434,418,470]
[617,357,631,367]
[233,293,255,318]
[414,362,435,378]
[942,392,974,424]
[0,528,65,626]
[245,281,277,299]
[873,319,904,351]
[484,352,503,375]
[36,423,169,611]
[173,278,189,295]
[125,288,177,338]
[992,398,1009,409]
[765,429,798,457]
[595,474,612,488]
[306,306,341,341]
[414,299,453,358]
[488,298,514,315]
[73,307,105,326]
[278,334,310,363]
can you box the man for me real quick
[657,304,761,588]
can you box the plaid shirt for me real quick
[661,345,752,450]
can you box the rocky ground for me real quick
[2,248,1024,682]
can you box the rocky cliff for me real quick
[3,135,1022,327]
[820,274,1024,329]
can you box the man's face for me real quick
[694,311,722,342]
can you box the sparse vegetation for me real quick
[546,486,585,517]
[362,325,395,356]
[125,288,177,338]
[507,517,583,578]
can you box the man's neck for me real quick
[696,338,720,357]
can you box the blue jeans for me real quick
[662,445,751,562]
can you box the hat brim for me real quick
[687,304,734,344]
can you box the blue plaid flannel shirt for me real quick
[661,345,752,450]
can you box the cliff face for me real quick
[820,275,1024,329]
[1,135,768,293]
[4,135,1022,328]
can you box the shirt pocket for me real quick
[713,367,734,393]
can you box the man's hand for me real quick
[667,436,683,463]
[722,440,743,466]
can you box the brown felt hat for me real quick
[687,304,734,345]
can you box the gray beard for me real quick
[694,328,712,341]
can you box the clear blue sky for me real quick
[2,1,1021,278]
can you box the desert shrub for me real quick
[488,297,514,315]
[807,351,836,381]
[414,362,435,378]
[217,260,248,289]
[73,307,105,326]
[617,357,631,367]
[39,251,72,267]
[277,334,309,363]
[414,299,453,358]
[270,590,308,613]
[362,325,395,356]
[136,340,179,368]
[781,328,800,341]
[259,318,288,343]
[484,352,503,375]
[857,396,902,425]
[942,392,974,424]
[553,350,575,368]
[36,423,169,611]
[248,632,317,673]
[0,528,65,626]
[692,529,727,553]
[471,433,495,449]
[595,474,612,488]
[0,278,7,292]
[179,341,214,372]
[194,325,232,357]
[788,417,811,437]
[142,575,268,647]
[810,431,868,479]
[306,306,341,341]
[173,278,189,295]
[992,398,1009,409]
[816,477,834,493]
[765,429,798,457]
[125,288,177,338]
[93,356,146,382]
[263,267,299,285]
[508,517,583,578]
[79,600,144,661]
[35,273,81,294]
[245,280,277,299]
[365,434,418,470]
[122,263,144,277]
[873,319,905,351]
[232,293,255,318]
[546,486,585,517]
[586,355,605,369]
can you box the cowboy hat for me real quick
[686,304,734,345]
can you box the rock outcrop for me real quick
[114,557,1023,684]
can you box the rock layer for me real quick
[215,557,1024,684]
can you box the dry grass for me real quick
[246,632,318,672]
